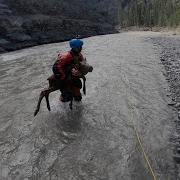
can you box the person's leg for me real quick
[72,78,82,89]
[71,78,82,101]
[59,79,82,102]
[59,80,73,102]
[72,86,82,101]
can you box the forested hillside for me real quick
[1,0,180,53]
[118,0,180,27]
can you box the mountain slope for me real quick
[0,0,118,53]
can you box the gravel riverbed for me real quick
[151,34,180,178]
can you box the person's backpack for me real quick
[52,56,75,80]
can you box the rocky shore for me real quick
[151,34,180,178]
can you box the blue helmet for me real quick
[69,39,83,49]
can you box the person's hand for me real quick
[71,68,82,77]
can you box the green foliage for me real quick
[118,0,180,27]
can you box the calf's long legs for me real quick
[34,87,58,116]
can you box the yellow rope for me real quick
[123,72,158,180]
[133,121,157,180]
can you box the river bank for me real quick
[151,33,180,178]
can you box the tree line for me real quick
[118,0,180,28]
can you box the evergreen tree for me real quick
[118,0,180,27]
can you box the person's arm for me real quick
[71,68,82,77]
[56,53,72,80]
[71,54,84,77]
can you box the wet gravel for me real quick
[151,34,180,178]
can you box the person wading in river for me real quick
[52,38,92,102]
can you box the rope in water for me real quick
[129,107,157,180]
[123,72,158,180]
